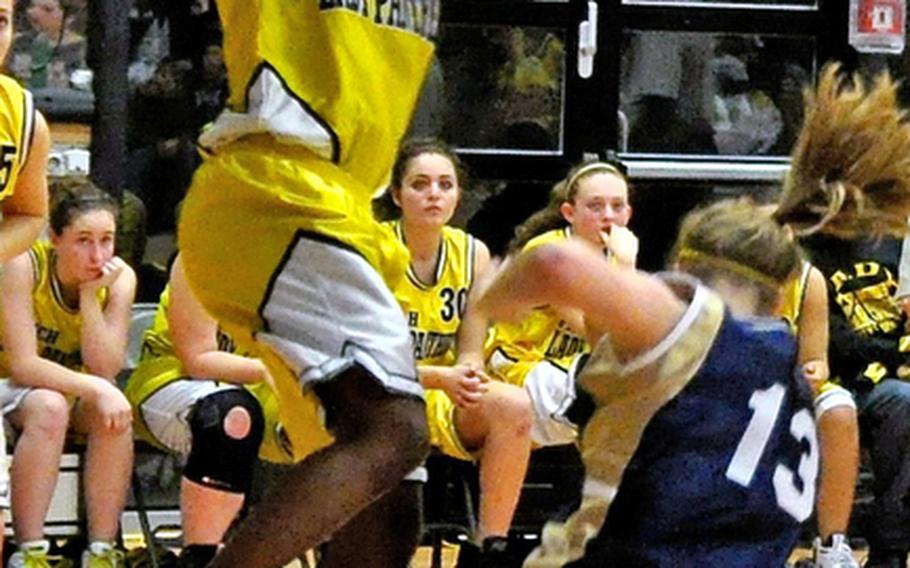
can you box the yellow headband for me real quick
[565,162,624,199]
[676,247,782,291]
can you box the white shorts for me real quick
[0,379,33,416]
[257,234,421,398]
[523,357,584,447]
[138,380,239,456]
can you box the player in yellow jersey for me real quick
[777,259,860,568]
[176,2,436,566]
[124,253,277,568]
[484,160,638,447]
[0,0,52,559]
[378,139,532,566]
[0,181,135,568]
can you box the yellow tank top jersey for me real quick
[0,75,35,202]
[484,228,588,385]
[0,240,108,376]
[179,1,436,463]
[777,260,848,405]
[206,0,435,193]
[125,285,288,461]
[389,221,476,367]
[779,261,812,334]
[181,0,435,341]
[388,221,478,461]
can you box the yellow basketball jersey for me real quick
[389,222,476,367]
[779,260,812,334]
[0,75,34,202]
[205,0,435,192]
[0,240,108,375]
[484,228,588,384]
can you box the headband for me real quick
[676,247,783,291]
[564,162,625,198]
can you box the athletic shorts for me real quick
[136,379,239,456]
[426,389,474,462]
[179,139,423,462]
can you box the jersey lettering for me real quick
[725,383,818,522]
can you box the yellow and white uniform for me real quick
[0,75,37,509]
[779,260,856,416]
[0,240,111,510]
[124,286,290,463]
[178,0,436,461]
[388,221,477,461]
[0,75,35,203]
[485,228,589,386]
[0,240,108,386]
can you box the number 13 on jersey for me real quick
[725,383,819,522]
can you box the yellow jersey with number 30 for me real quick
[388,221,477,367]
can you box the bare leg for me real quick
[208,368,429,568]
[8,390,69,541]
[455,382,532,541]
[71,400,134,541]
[817,406,860,539]
[317,480,423,568]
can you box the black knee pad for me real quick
[184,388,265,494]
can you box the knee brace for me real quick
[184,388,265,494]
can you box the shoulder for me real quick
[524,228,568,252]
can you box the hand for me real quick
[601,226,638,268]
[80,257,127,295]
[88,379,132,434]
[801,359,829,395]
[440,364,489,409]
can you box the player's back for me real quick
[575,313,816,567]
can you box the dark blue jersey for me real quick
[525,279,818,568]
[574,313,815,567]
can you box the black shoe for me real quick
[177,544,219,568]
[479,536,513,568]
[864,549,908,568]
[456,537,515,568]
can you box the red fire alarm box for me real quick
[850,0,906,53]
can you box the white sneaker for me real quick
[813,534,859,568]
[8,540,52,568]
[81,541,125,568]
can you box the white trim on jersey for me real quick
[199,66,335,157]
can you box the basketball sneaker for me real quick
[81,541,126,568]
[8,540,52,568]
[813,534,859,568]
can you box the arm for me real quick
[456,239,491,368]
[169,255,268,384]
[0,112,49,263]
[2,252,112,398]
[79,257,137,379]
[475,240,685,361]
[796,266,830,393]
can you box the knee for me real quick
[487,385,532,437]
[185,389,265,493]
[21,390,70,439]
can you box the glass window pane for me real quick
[12,0,92,121]
[434,24,566,153]
[620,31,816,156]
[622,0,817,8]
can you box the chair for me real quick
[422,453,478,568]
[119,302,170,568]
